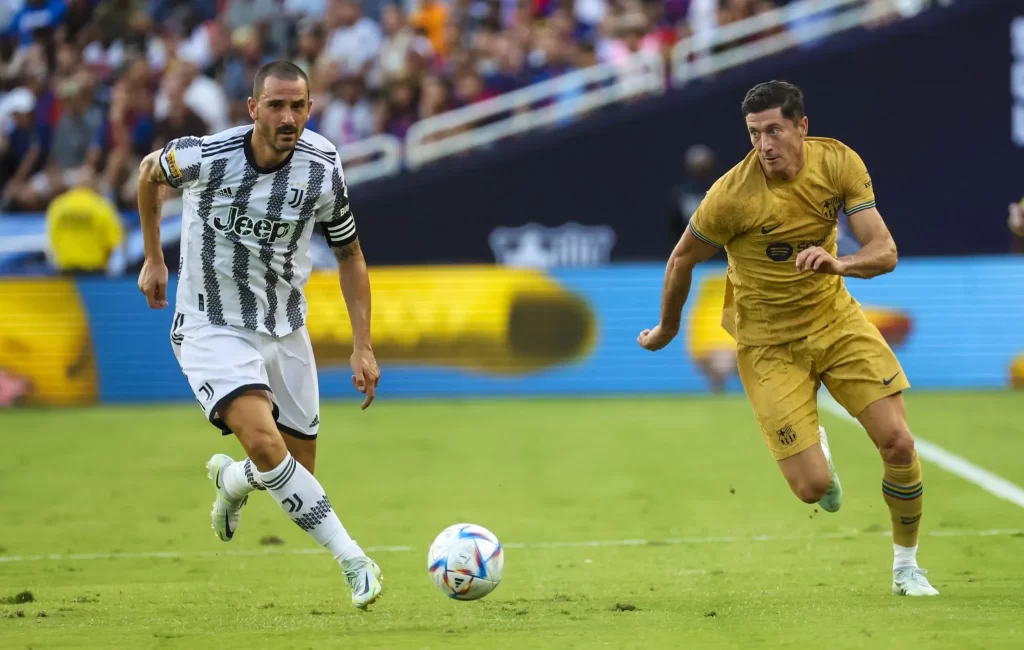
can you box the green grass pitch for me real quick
[2,391,1023,649]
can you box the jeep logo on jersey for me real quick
[214,206,291,243]
[766,242,794,262]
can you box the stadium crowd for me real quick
[0,0,836,214]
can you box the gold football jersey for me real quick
[689,137,876,346]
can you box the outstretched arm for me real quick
[638,225,721,351]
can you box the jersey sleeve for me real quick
[159,136,204,190]
[840,147,876,217]
[316,154,358,247]
[687,188,739,248]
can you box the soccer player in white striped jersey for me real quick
[136,61,383,609]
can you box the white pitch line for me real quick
[0,529,1019,565]
[819,394,1024,510]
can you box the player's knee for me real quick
[788,465,831,504]
[878,425,915,465]
[792,478,829,504]
[239,425,287,470]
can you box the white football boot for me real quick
[343,557,383,610]
[817,426,843,513]
[893,567,940,596]
[206,454,247,542]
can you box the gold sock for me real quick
[882,452,923,547]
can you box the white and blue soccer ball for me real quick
[427,523,504,600]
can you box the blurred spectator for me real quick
[175,17,227,73]
[483,33,528,95]
[153,66,209,149]
[45,169,124,274]
[293,17,328,77]
[409,0,448,56]
[61,0,96,45]
[380,74,419,138]
[667,144,718,249]
[454,68,494,107]
[154,60,229,133]
[0,86,44,209]
[0,35,28,89]
[285,0,328,20]
[1009,198,1024,254]
[688,0,719,55]
[325,0,382,77]
[375,3,432,86]
[82,9,167,79]
[23,75,103,207]
[223,25,272,122]
[598,11,660,66]
[319,72,375,145]
[418,73,451,119]
[6,0,66,48]
[89,71,156,207]
[224,0,289,56]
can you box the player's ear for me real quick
[798,115,808,137]
[247,97,258,121]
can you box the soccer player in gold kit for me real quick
[638,81,938,596]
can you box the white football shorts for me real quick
[170,312,321,439]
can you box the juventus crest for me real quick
[288,187,305,209]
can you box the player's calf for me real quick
[859,397,923,549]
[222,390,382,608]
[283,435,317,474]
[857,395,935,594]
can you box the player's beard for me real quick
[260,121,302,154]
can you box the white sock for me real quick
[258,453,365,563]
[893,543,919,571]
[221,458,266,501]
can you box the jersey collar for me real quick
[244,128,295,174]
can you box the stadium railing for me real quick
[378,0,946,173]
[673,0,901,87]
[337,134,403,185]
[404,50,666,169]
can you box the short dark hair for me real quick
[253,60,309,99]
[741,80,804,123]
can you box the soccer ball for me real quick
[427,523,504,600]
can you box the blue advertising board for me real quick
[3,256,1017,409]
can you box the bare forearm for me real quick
[659,255,695,332]
[335,240,372,349]
[137,153,166,261]
[12,145,39,182]
[839,236,896,279]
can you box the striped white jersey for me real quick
[159,125,357,337]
